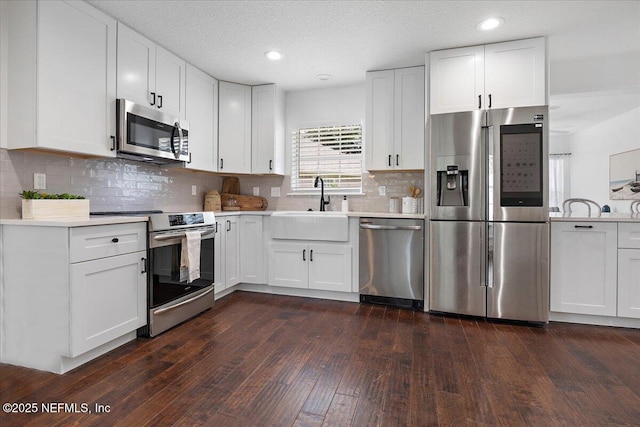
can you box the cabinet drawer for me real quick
[70,222,147,263]
[619,223,640,249]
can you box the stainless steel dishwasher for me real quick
[359,218,424,309]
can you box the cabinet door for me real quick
[484,37,546,109]
[394,66,425,170]
[69,251,147,357]
[618,249,640,319]
[213,221,225,293]
[550,222,618,316]
[155,46,186,119]
[429,45,484,114]
[240,216,264,284]
[252,85,275,174]
[308,244,352,293]
[37,0,116,157]
[268,242,308,288]
[224,216,240,287]
[116,23,155,108]
[218,81,252,173]
[365,69,395,171]
[185,64,218,172]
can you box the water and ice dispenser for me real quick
[436,159,468,207]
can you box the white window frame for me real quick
[290,124,363,195]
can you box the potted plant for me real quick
[19,190,89,219]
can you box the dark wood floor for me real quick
[1,291,639,426]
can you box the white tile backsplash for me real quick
[1,148,426,218]
[0,148,223,218]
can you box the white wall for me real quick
[570,106,640,212]
[285,84,365,175]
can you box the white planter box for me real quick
[22,199,90,220]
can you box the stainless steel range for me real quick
[144,211,216,336]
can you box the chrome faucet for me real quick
[314,176,330,211]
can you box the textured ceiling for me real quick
[86,0,640,134]
[87,0,640,92]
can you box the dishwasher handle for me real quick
[359,224,422,231]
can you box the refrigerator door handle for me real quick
[480,222,486,287]
[487,222,494,288]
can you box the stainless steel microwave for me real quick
[116,99,189,164]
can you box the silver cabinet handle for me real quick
[153,288,213,315]
[359,224,422,231]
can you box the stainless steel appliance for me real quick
[359,218,424,309]
[429,107,549,323]
[145,211,216,336]
[116,99,189,164]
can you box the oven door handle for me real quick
[153,229,215,241]
[153,287,214,315]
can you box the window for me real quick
[549,154,570,210]
[291,124,362,193]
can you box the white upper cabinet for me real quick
[365,66,425,171]
[429,37,546,114]
[218,81,252,174]
[117,24,186,119]
[484,38,546,109]
[6,0,117,157]
[185,64,218,172]
[429,46,484,114]
[251,84,285,175]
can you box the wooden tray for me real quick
[221,193,268,211]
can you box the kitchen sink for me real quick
[271,211,349,241]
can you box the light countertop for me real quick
[0,216,148,227]
[0,211,425,227]
[549,212,640,223]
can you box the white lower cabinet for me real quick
[550,222,618,316]
[214,216,240,294]
[1,222,147,373]
[240,216,264,284]
[268,242,352,292]
[70,251,146,357]
[618,249,640,318]
[617,222,640,319]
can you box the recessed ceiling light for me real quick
[316,74,332,81]
[478,17,504,31]
[264,51,283,61]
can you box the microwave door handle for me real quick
[170,122,183,160]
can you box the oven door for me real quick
[147,226,215,336]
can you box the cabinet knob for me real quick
[303,249,306,261]
[478,95,482,109]
[150,92,156,106]
[111,238,119,243]
[110,135,116,151]
[157,95,163,109]
[488,94,492,108]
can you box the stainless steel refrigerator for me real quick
[429,107,549,323]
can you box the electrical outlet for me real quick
[191,185,197,196]
[253,187,260,196]
[378,186,387,196]
[271,187,281,197]
[34,173,46,190]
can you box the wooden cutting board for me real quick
[221,177,240,194]
[221,193,268,211]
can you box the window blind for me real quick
[291,124,362,193]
